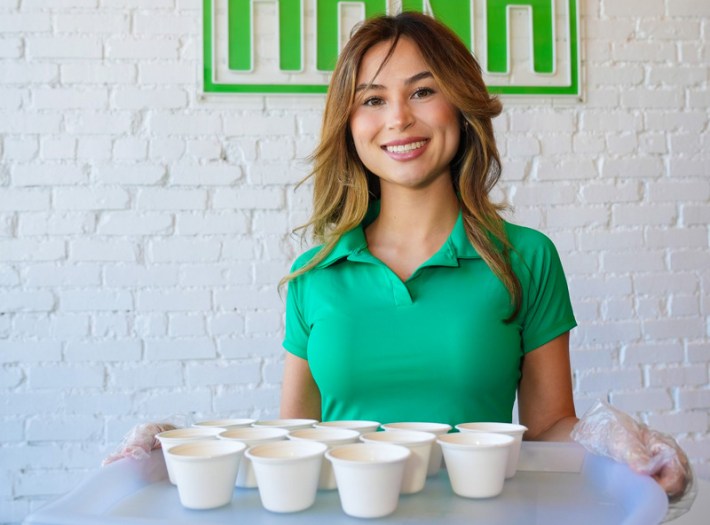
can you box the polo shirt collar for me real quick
[315,201,481,269]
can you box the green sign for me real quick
[203,0,580,95]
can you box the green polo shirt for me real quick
[283,207,576,427]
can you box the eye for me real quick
[412,87,435,99]
[363,96,385,107]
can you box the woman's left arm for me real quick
[517,331,578,441]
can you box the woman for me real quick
[276,13,693,502]
[279,12,577,441]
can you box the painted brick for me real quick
[612,204,677,227]
[135,390,212,415]
[168,313,205,336]
[137,289,211,312]
[18,212,95,235]
[136,188,208,210]
[29,365,104,389]
[112,87,188,109]
[12,164,88,186]
[643,318,706,340]
[217,336,283,359]
[609,390,673,412]
[212,187,285,209]
[648,181,710,202]
[60,63,137,84]
[106,37,180,59]
[27,37,102,58]
[144,338,216,360]
[0,239,65,261]
[96,165,165,185]
[186,361,261,386]
[64,340,142,361]
[207,313,245,336]
[179,262,252,286]
[213,387,280,414]
[97,212,173,235]
[170,164,242,185]
[69,239,138,262]
[108,362,184,389]
[646,412,708,435]
[667,0,710,16]
[147,239,220,263]
[58,290,133,312]
[175,212,249,235]
[622,343,684,365]
[652,366,708,389]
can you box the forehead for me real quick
[355,37,430,85]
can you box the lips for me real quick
[381,138,429,160]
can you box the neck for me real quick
[369,181,460,245]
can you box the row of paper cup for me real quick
[156,418,527,518]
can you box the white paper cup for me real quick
[438,432,514,498]
[314,420,381,434]
[456,422,527,478]
[166,440,246,509]
[360,430,435,494]
[246,440,327,513]
[156,427,221,484]
[288,427,361,490]
[252,418,318,430]
[217,427,289,488]
[382,422,452,476]
[193,418,256,430]
[327,443,410,518]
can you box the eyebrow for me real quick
[355,70,433,92]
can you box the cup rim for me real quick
[381,422,452,433]
[156,427,221,440]
[314,420,381,430]
[217,427,289,441]
[455,422,528,434]
[193,418,256,428]
[252,418,319,428]
[326,443,411,465]
[245,440,328,462]
[166,440,247,460]
[360,429,437,445]
[288,427,361,442]
[437,432,515,448]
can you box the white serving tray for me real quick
[24,442,668,525]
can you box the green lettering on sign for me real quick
[486,0,554,74]
[228,0,302,71]
[401,0,472,49]
[203,0,580,96]
[316,0,387,71]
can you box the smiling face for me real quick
[349,37,461,196]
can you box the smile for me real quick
[383,140,428,153]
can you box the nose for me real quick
[387,99,414,131]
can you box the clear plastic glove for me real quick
[571,400,696,521]
[102,422,177,466]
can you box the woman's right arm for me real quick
[279,352,322,419]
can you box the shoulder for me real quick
[290,244,324,273]
[504,222,558,253]
[503,222,564,275]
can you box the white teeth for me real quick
[385,140,426,153]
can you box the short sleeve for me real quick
[516,230,577,353]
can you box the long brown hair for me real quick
[283,12,522,319]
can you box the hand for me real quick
[571,401,692,501]
[102,422,177,466]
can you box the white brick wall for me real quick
[0,1,709,523]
